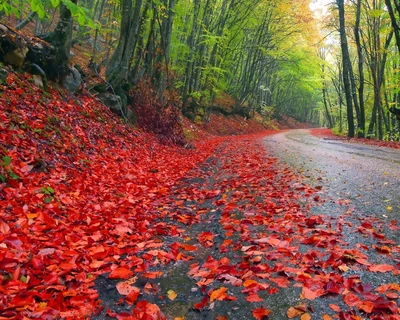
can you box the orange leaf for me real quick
[301,314,311,320]
[143,271,162,279]
[108,267,133,279]
[90,260,105,269]
[301,287,324,300]
[116,282,139,296]
[385,292,399,299]
[245,294,263,302]
[287,307,304,318]
[357,301,374,313]
[210,287,228,302]
[243,279,258,287]
[167,290,177,301]
[368,264,395,272]
[323,315,333,320]
[179,243,198,251]
[329,304,341,312]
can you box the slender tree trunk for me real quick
[183,0,200,106]
[337,0,355,137]
[354,0,365,137]
[384,0,400,53]
[154,0,176,97]
[15,12,37,30]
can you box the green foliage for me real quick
[40,186,55,203]
[0,0,95,28]
[0,155,19,183]
[0,1,21,17]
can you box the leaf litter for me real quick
[0,74,399,319]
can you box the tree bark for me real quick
[384,0,400,53]
[40,0,77,79]
[105,0,143,89]
[337,0,355,138]
[354,0,365,137]
[15,12,37,30]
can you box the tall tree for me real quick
[337,0,355,137]
[384,0,400,53]
[105,0,143,89]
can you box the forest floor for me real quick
[0,74,400,319]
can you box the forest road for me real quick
[263,128,400,228]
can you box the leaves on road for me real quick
[0,75,399,319]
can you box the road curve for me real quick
[263,129,400,219]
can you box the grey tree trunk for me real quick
[337,0,355,138]
[40,0,77,79]
[105,0,143,89]
[354,0,365,137]
[384,0,400,53]
[183,0,200,106]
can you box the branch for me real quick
[15,12,37,30]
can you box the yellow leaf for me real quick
[338,264,349,272]
[387,206,392,211]
[167,289,177,301]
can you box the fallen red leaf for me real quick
[368,264,396,272]
[245,294,263,302]
[252,307,271,319]
[108,268,134,279]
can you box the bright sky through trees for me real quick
[309,0,332,16]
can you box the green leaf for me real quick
[368,9,384,18]
[78,13,85,26]
[62,0,79,15]
[86,19,96,29]
[51,0,60,8]
[3,156,11,166]
[46,186,55,194]
[8,171,19,180]
[44,197,53,204]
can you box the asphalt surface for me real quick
[94,130,400,319]
[263,130,400,220]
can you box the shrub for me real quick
[130,78,185,145]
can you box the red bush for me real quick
[131,79,184,145]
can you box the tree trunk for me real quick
[384,0,400,53]
[40,0,77,79]
[354,0,365,137]
[337,0,355,137]
[105,0,143,89]
[15,12,37,30]
[183,0,201,106]
[154,0,177,98]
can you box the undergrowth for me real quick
[131,78,185,145]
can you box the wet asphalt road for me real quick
[94,130,400,320]
[263,129,400,221]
